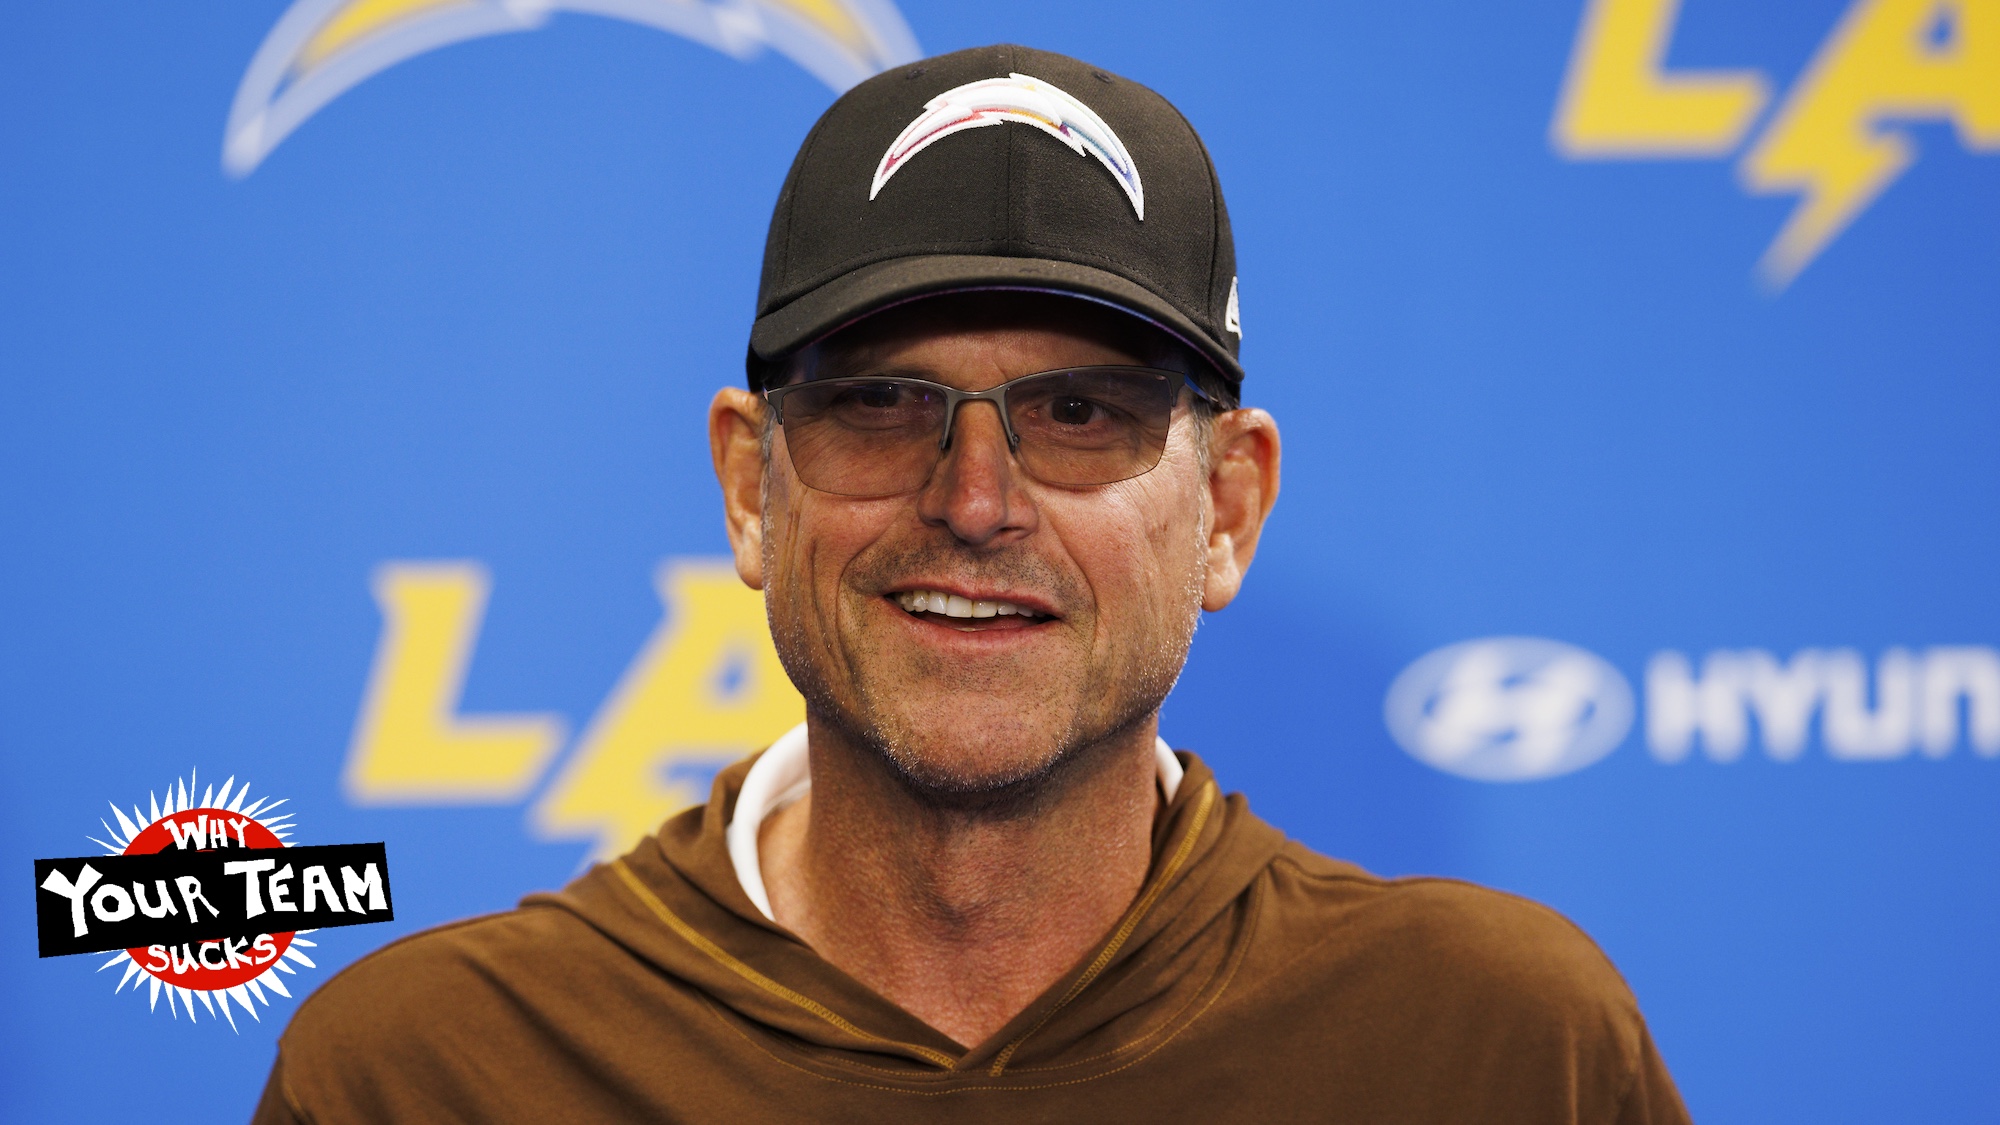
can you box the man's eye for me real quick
[843,384,904,409]
[1051,397,1100,425]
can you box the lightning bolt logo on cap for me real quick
[870,72,1145,219]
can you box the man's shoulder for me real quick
[261,897,678,1123]
[280,900,603,1056]
[1208,844,1685,1120]
[1256,842,1642,1027]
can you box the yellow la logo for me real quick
[343,560,803,861]
[1552,0,2000,286]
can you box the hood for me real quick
[527,750,1285,1078]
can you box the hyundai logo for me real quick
[1385,638,1635,782]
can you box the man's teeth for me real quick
[896,590,1044,620]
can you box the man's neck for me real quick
[757,716,1162,1049]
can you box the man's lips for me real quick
[887,586,1060,631]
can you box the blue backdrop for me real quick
[8,1,1998,1121]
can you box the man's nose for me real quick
[916,399,1036,545]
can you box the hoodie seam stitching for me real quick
[699,894,1255,1096]
[656,782,1236,1084]
[1000,876,1261,1075]
[279,1056,316,1125]
[987,780,1217,1075]
[611,859,959,1069]
[679,882,1243,1084]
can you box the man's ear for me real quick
[709,387,768,590]
[1202,407,1281,612]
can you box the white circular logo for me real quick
[1384,637,1634,782]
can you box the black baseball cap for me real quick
[747,44,1243,403]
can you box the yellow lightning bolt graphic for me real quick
[1741,0,2000,287]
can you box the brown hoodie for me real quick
[253,753,1689,1123]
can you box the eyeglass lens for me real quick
[772,367,1180,498]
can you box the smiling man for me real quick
[254,45,1689,1124]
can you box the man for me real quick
[254,44,1689,1123]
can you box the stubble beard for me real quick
[763,523,1209,816]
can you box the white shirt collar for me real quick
[724,722,1186,922]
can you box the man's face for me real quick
[756,297,1215,796]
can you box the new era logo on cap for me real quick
[870,73,1145,220]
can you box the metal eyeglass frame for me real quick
[761,365,1223,456]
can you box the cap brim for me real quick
[749,254,1244,388]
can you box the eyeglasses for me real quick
[763,366,1217,498]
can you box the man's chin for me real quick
[858,708,1087,809]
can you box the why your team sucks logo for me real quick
[34,772,394,1030]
